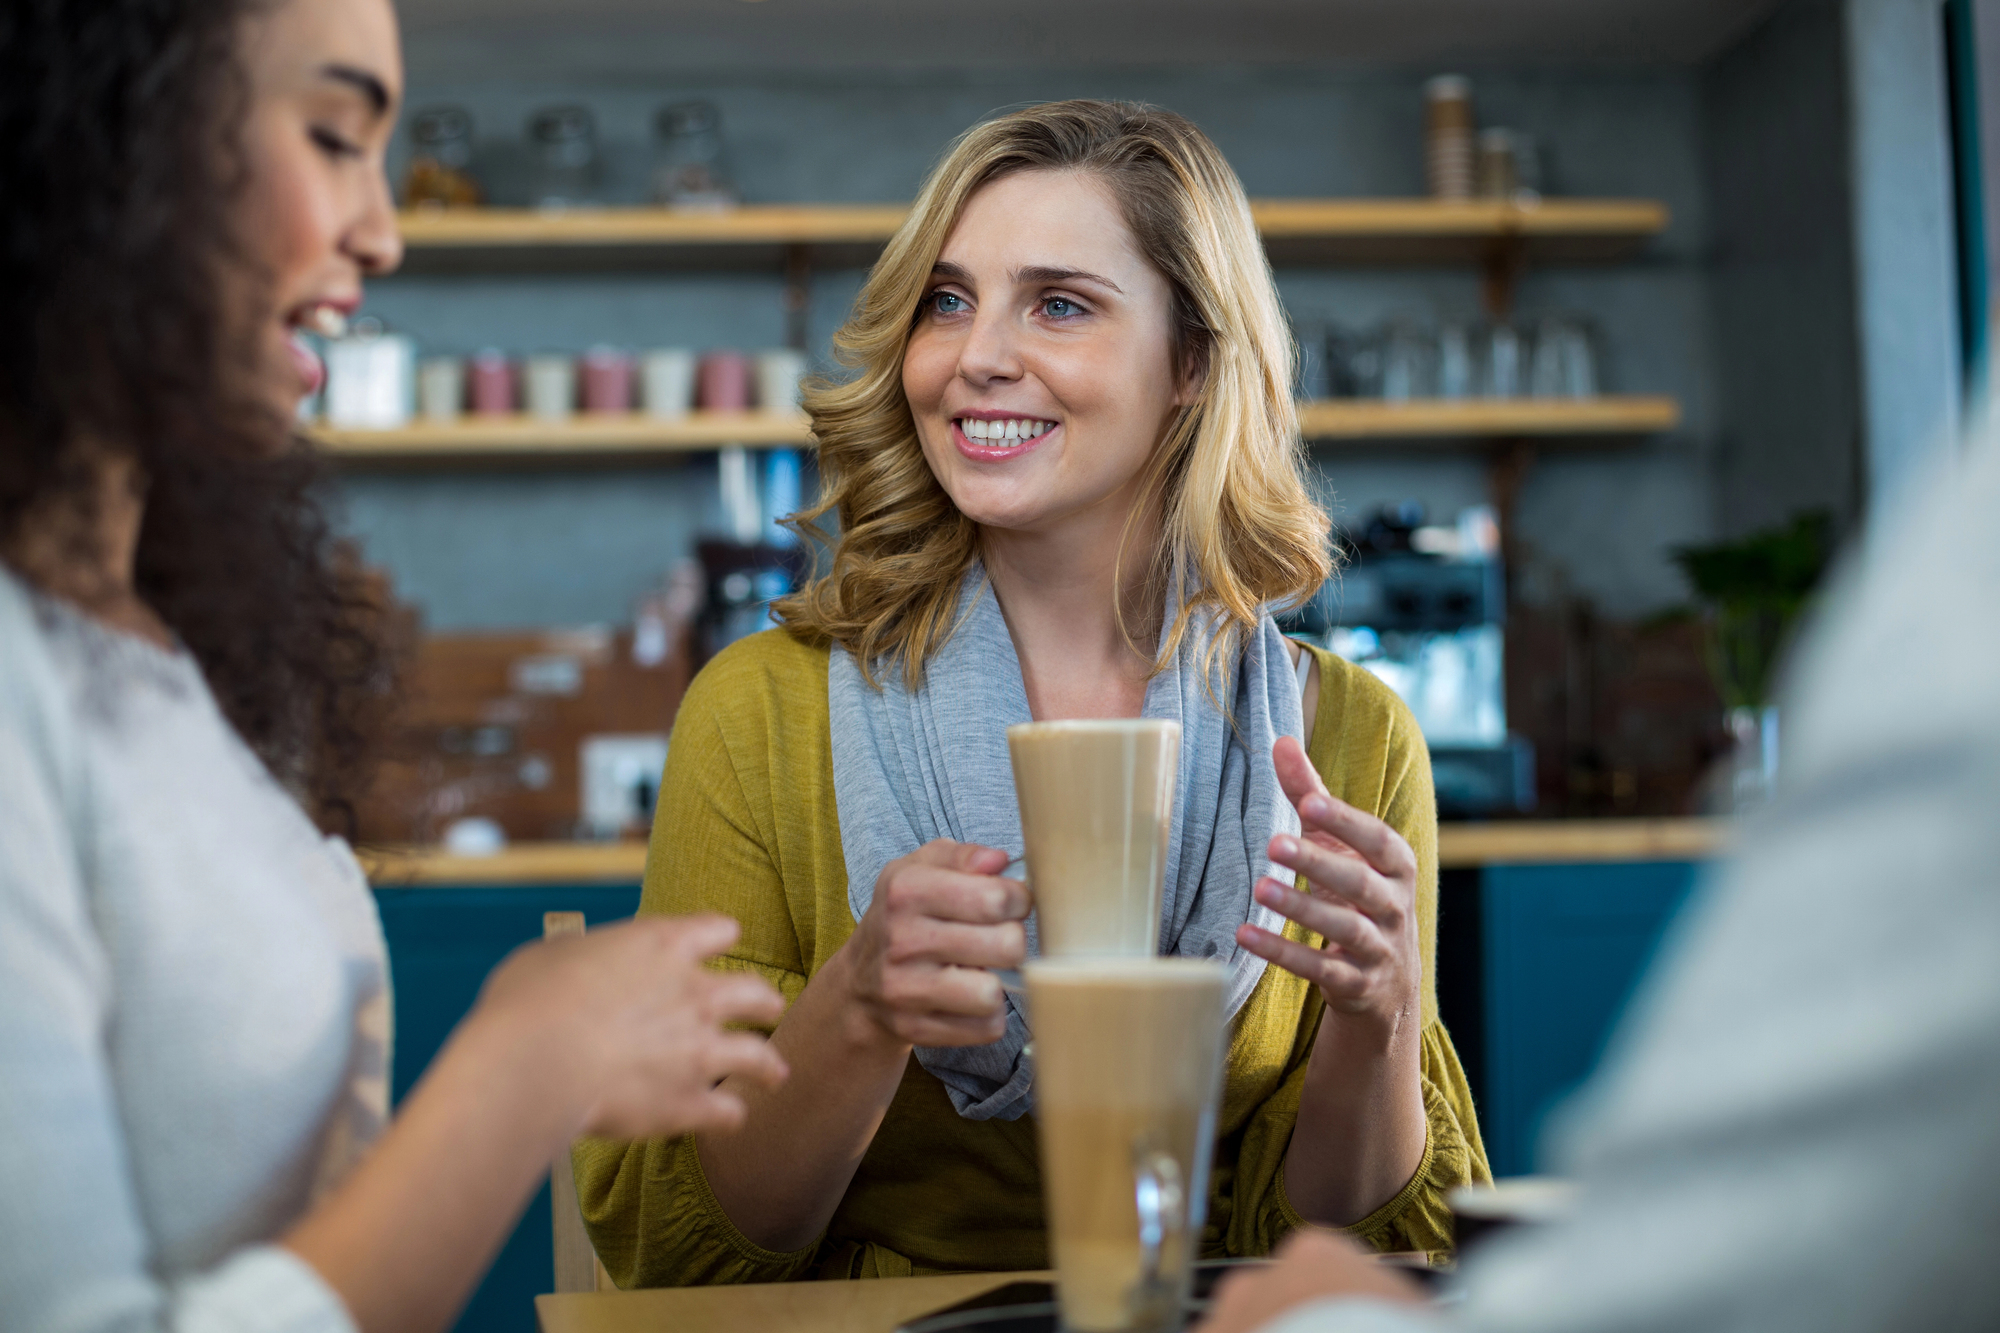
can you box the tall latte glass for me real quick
[1007,720,1180,956]
[1026,957,1228,1333]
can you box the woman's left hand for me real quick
[1236,736,1422,1024]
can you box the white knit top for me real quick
[0,564,386,1333]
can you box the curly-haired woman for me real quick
[576,100,1490,1286]
[0,2,787,1331]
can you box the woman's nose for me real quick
[956,308,1024,386]
[349,166,405,277]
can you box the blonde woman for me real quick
[577,100,1488,1285]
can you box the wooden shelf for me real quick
[1299,395,1681,441]
[313,410,811,461]
[361,818,1725,887]
[312,397,1677,462]
[390,198,1667,272]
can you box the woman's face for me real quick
[235,0,404,420]
[903,169,1197,539]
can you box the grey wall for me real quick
[1700,0,1865,538]
[340,63,1724,629]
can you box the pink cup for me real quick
[581,346,634,413]
[697,351,752,411]
[468,350,515,415]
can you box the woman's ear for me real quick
[1174,338,1209,408]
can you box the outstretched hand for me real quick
[1235,736,1422,1022]
[1197,1230,1425,1332]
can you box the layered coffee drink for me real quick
[1007,720,1180,956]
[1027,957,1228,1333]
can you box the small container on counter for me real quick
[697,351,752,412]
[580,346,635,413]
[525,352,577,420]
[324,317,414,429]
[1425,75,1476,200]
[653,101,737,212]
[641,348,697,419]
[754,348,808,413]
[418,355,465,422]
[1476,128,1520,200]
[468,349,515,415]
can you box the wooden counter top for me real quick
[535,1270,1043,1333]
[362,819,1726,887]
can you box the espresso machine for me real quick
[1282,503,1534,817]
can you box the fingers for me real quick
[881,863,1029,924]
[1267,834,1406,927]
[1270,735,1330,812]
[1252,879,1392,966]
[700,1030,790,1090]
[909,838,1012,877]
[879,958,1005,1018]
[696,971,788,1027]
[1295,791,1417,882]
[1236,923,1368,1002]
[886,917,1026,970]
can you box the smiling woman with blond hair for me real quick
[577,99,1489,1285]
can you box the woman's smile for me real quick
[951,412,1062,462]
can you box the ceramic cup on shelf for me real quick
[525,352,577,421]
[641,348,697,419]
[754,348,809,414]
[580,345,634,414]
[417,355,465,422]
[697,350,752,412]
[467,348,515,415]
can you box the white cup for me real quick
[325,326,414,429]
[418,356,465,422]
[641,348,697,419]
[525,353,576,421]
[755,348,808,414]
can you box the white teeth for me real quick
[959,417,1054,444]
[306,307,348,339]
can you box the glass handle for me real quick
[1132,1149,1186,1298]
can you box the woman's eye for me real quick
[1041,296,1083,319]
[930,291,966,315]
[311,127,362,160]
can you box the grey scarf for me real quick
[828,567,1301,1121]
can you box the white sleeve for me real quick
[0,652,355,1333]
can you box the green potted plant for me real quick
[1671,511,1835,807]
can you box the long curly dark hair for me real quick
[0,0,397,828]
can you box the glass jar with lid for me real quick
[402,105,481,209]
[527,104,598,211]
[652,101,737,211]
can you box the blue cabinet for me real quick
[372,884,642,1333]
[1478,862,1702,1178]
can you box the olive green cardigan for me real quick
[574,630,1489,1286]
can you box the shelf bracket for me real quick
[1481,237,1527,322]
[784,243,812,352]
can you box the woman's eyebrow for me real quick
[319,63,391,117]
[1014,265,1124,295]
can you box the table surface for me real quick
[535,1271,1051,1333]
[369,818,1728,886]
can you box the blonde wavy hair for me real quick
[775,99,1332,688]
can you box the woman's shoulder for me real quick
[682,628,831,722]
[1299,641,1431,813]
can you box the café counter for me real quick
[359,819,1724,1333]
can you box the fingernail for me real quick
[1273,835,1297,858]
[1303,796,1329,819]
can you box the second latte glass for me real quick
[1006,719,1180,957]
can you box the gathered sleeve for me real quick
[571,638,831,1288]
[1209,649,1490,1259]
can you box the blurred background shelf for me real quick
[313,410,811,460]
[391,197,1668,272]
[1298,395,1681,440]
[311,396,1679,462]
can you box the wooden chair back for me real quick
[543,912,616,1294]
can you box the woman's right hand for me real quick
[839,839,1027,1047]
[473,914,789,1141]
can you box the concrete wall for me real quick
[1700,0,1865,538]
[341,64,1726,629]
